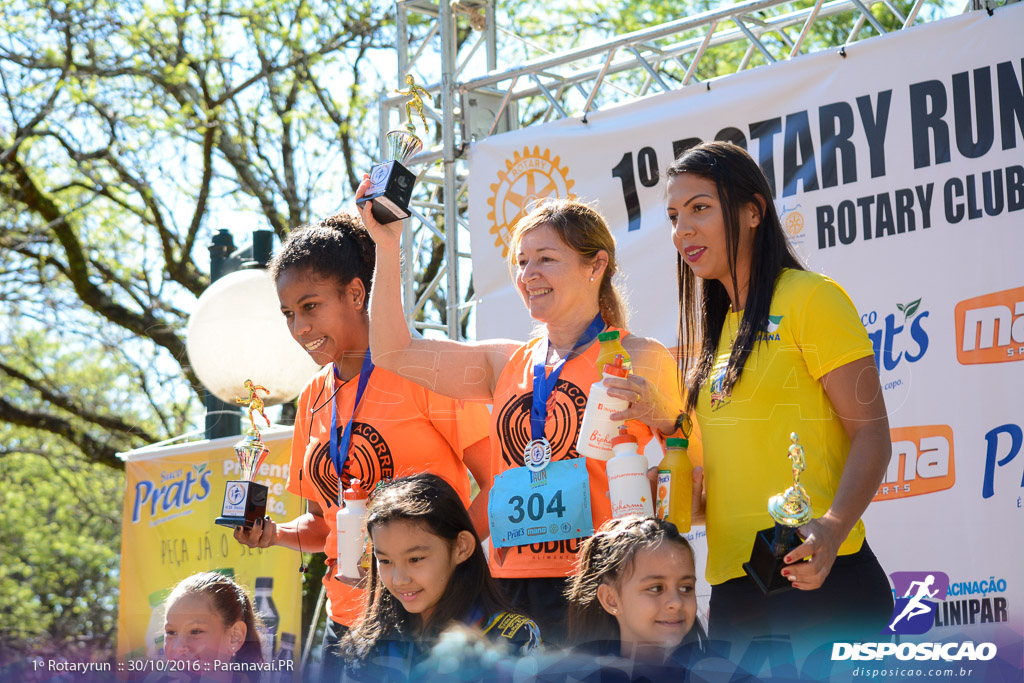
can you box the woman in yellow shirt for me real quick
[664,141,893,650]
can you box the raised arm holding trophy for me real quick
[355,75,431,224]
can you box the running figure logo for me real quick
[884,571,949,635]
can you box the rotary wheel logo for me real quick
[487,146,575,258]
[779,203,805,236]
[785,211,804,236]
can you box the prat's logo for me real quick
[873,425,955,501]
[487,146,575,258]
[131,464,212,523]
[862,297,930,391]
[885,571,950,635]
[954,286,1024,364]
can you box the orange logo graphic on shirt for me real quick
[308,422,394,507]
[954,286,1024,364]
[494,379,587,468]
[487,146,575,258]
[873,425,955,501]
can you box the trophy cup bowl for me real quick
[742,433,813,595]
[215,427,270,529]
[356,126,422,225]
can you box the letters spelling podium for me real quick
[356,76,430,224]
[742,432,813,595]
[215,380,271,529]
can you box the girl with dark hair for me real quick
[162,572,263,682]
[341,473,540,680]
[566,516,705,674]
[663,141,893,647]
[232,213,491,682]
[356,188,693,645]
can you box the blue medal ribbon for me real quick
[529,314,605,442]
[330,353,375,499]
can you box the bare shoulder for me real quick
[621,333,673,361]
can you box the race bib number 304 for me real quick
[489,458,593,549]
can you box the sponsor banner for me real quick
[116,428,302,674]
[468,4,1024,669]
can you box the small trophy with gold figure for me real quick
[743,432,813,595]
[215,380,271,529]
[356,74,432,224]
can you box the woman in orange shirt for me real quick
[233,213,490,681]
[357,189,692,644]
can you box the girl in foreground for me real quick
[566,516,706,672]
[340,474,541,680]
[667,141,892,646]
[162,572,263,683]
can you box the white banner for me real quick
[469,5,1024,670]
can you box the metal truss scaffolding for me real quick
[385,0,971,341]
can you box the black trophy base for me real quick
[356,160,416,224]
[215,481,268,529]
[743,524,801,596]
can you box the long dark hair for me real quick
[267,212,376,303]
[667,141,804,413]
[166,572,264,668]
[566,517,703,648]
[340,474,513,660]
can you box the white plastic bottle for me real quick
[607,426,654,519]
[336,480,369,581]
[575,355,630,460]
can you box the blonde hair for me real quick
[507,198,628,329]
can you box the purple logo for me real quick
[884,571,950,634]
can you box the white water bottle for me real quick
[575,355,629,460]
[607,425,654,519]
[336,480,369,581]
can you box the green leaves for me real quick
[896,298,922,321]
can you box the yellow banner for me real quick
[116,427,302,675]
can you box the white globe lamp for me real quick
[186,267,319,405]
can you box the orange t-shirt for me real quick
[287,364,489,626]
[487,330,655,578]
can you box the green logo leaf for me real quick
[902,298,922,321]
[194,463,207,474]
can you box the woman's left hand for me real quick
[603,373,678,435]
[781,514,846,590]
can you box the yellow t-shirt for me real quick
[697,269,874,585]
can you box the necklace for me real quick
[725,306,737,352]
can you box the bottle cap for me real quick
[602,354,628,378]
[611,424,638,447]
[344,479,369,501]
[597,330,621,342]
[666,437,690,448]
[255,577,273,589]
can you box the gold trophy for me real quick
[356,75,431,224]
[215,380,271,528]
[742,432,813,595]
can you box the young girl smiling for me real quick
[162,572,263,683]
[567,517,706,670]
[341,474,540,680]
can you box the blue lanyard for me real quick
[329,353,374,494]
[529,314,605,442]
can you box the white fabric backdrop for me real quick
[468,6,1023,662]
